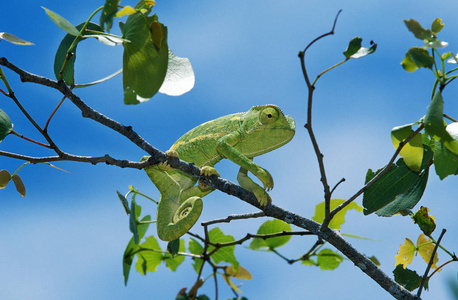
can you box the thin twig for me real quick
[201,211,266,226]
[417,229,446,297]
[329,124,424,219]
[298,11,342,232]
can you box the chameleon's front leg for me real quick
[237,166,272,206]
[217,132,274,191]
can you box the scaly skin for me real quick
[143,105,295,241]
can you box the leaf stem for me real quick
[10,130,52,148]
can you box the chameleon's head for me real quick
[240,104,295,156]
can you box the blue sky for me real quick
[1,0,457,299]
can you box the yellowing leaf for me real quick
[225,265,252,280]
[144,0,156,6]
[0,170,12,188]
[116,6,137,17]
[391,124,423,172]
[223,274,241,293]
[312,199,363,229]
[11,174,26,197]
[417,234,439,270]
[394,238,416,268]
[150,21,163,50]
[412,206,436,236]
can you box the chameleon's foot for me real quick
[199,166,220,189]
[253,188,272,207]
[158,150,180,171]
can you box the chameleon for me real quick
[143,104,295,241]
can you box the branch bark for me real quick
[0,57,419,300]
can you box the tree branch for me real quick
[0,57,419,300]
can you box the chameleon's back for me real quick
[169,112,243,167]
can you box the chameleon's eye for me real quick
[260,107,279,124]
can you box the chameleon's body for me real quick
[144,105,295,241]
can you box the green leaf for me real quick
[312,199,363,229]
[424,92,458,154]
[404,19,433,41]
[167,239,180,256]
[54,22,105,85]
[249,219,292,250]
[0,32,33,45]
[316,249,343,270]
[129,199,142,244]
[100,0,120,32]
[208,228,239,270]
[117,191,131,214]
[135,236,162,275]
[159,50,195,96]
[123,215,151,285]
[189,238,204,273]
[42,7,81,37]
[433,138,458,179]
[343,37,377,59]
[393,264,422,291]
[0,109,13,142]
[165,239,186,271]
[391,123,423,172]
[121,11,168,104]
[363,146,432,216]
[401,47,434,73]
[374,164,429,217]
[0,170,12,188]
[431,18,444,35]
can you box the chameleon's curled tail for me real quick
[157,196,203,241]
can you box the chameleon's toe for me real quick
[199,166,220,189]
[165,150,179,158]
[201,166,220,177]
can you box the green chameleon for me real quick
[143,105,295,241]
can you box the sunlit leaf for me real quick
[121,9,168,104]
[159,50,195,96]
[391,123,423,172]
[11,174,25,197]
[100,0,120,32]
[0,109,13,142]
[404,19,433,42]
[431,18,444,35]
[116,6,137,17]
[225,265,252,280]
[368,256,380,267]
[394,238,416,268]
[208,228,239,270]
[316,249,343,270]
[424,93,458,154]
[249,219,292,250]
[135,236,162,274]
[0,170,11,188]
[312,199,363,229]
[401,47,434,73]
[189,238,204,273]
[0,32,33,45]
[42,7,81,37]
[417,234,439,270]
[393,264,422,291]
[412,207,436,236]
[343,37,376,59]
